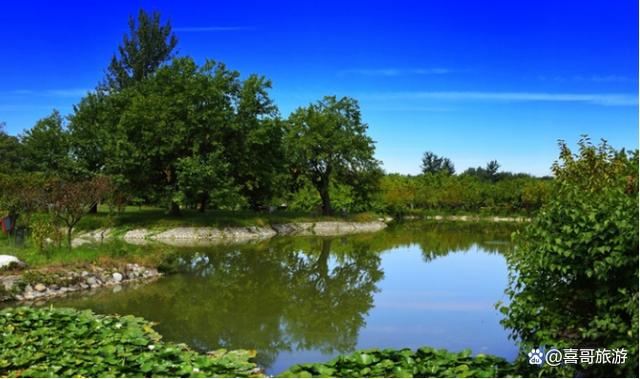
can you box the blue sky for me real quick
[0,1,637,176]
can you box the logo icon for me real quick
[528,348,544,365]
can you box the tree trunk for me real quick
[319,185,332,215]
[198,195,208,213]
[313,239,332,287]
[67,227,73,250]
[169,201,181,216]
[89,203,98,214]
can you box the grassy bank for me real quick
[0,237,175,270]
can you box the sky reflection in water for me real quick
[45,222,519,374]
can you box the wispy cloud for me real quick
[537,74,636,83]
[339,68,454,77]
[362,91,638,106]
[575,74,634,83]
[174,26,253,32]
[45,89,89,97]
[3,88,89,98]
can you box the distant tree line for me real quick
[0,9,553,220]
[377,151,552,215]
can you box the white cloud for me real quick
[362,91,638,106]
[45,89,89,98]
[2,88,89,98]
[537,74,635,83]
[173,26,253,32]
[339,68,454,77]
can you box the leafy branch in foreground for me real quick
[0,307,263,378]
[500,137,639,377]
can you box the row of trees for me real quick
[378,157,552,215]
[0,10,379,217]
[1,9,555,219]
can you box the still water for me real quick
[45,222,519,374]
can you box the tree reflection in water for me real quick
[47,221,515,370]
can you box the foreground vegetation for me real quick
[1,307,516,378]
[501,138,639,377]
[0,307,263,377]
[279,348,515,378]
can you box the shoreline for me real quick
[1,216,522,303]
[0,263,161,303]
[75,220,391,247]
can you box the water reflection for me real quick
[44,221,518,373]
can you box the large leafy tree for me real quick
[106,9,178,91]
[20,110,72,176]
[68,92,123,179]
[71,9,177,180]
[107,58,240,214]
[500,138,638,377]
[287,96,380,215]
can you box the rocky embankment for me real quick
[0,263,160,303]
[121,220,389,246]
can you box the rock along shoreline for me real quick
[75,220,391,247]
[0,264,161,303]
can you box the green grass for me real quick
[0,235,175,270]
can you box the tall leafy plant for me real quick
[500,137,638,377]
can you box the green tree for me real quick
[106,9,178,91]
[175,150,239,211]
[106,58,240,214]
[20,110,72,176]
[485,160,500,182]
[0,122,23,174]
[421,151,455,175]
[0,173,45,237]
[225,75,284,209]
[500,138,638,377]
[287,96,380,215]
[46,176,113,249]
[68,93,114,178]
[463,160,501,182]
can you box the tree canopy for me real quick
[106,9,178,91]
[287,96,380,215]
[421,151,455,175]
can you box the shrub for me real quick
[500,138,638,377]
[30,214,62,254]
[0,307,263,377]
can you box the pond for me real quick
[43,221,519,375]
